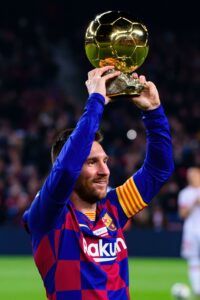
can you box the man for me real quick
[178,167,200,298]
[23,65,174,299]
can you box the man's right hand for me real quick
[85,66,120,105]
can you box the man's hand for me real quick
[85,66,120,105]
[131,73,160,111]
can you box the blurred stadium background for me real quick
[0,0,199,299]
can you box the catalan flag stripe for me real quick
[116,177,147,218]
[117,186,132,218]
[84,211,96,221]
[119,185,137,216]
[125,181,140,211]
[126,180,143,210]
[123,186,138,214]
[118,186,133,217]
[119,184,138,217]
[129,179,147,209]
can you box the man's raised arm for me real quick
[23,66,120,234]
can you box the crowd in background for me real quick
[0,16,199,232]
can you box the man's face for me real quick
[74,141,110,204]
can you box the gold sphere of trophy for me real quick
[85,11,149,97]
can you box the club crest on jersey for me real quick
[102,213,117,231]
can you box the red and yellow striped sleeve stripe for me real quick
[116,177,147,218]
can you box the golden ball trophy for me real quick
[85,11,149,97]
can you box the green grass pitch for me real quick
[0,256,190,300]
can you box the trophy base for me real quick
[106,71,144,97]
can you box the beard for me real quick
[74,177,108,204]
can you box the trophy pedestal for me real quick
[106,72,144,97]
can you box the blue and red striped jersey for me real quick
[23,93,174,299]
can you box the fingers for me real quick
[88,66,115,79]
[132,73,147,84]
[103,70,121,81]
[132,72,138,79]
[138,75,146,84]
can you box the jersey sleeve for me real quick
[104,177,147,229]
[106,105,174,228]
[116,177,147,218]
[23,93,105,235]
[133,105,174,204]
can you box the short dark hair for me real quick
[51,128,103,164]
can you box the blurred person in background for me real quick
[23,66,174,300]
[178,167,200,299]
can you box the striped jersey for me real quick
[23,93,174,299]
